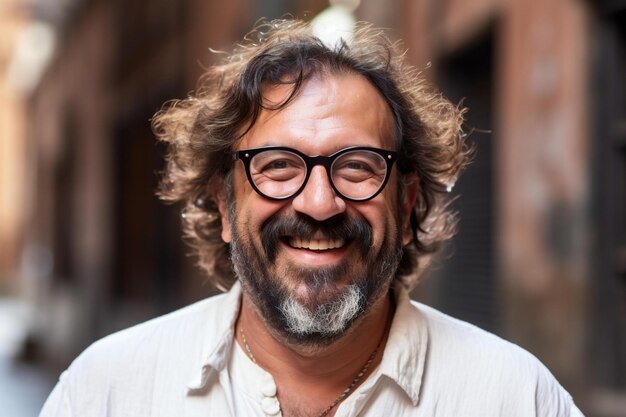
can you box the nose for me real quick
[291,165,346,221]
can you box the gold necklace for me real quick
[239,328,383,417]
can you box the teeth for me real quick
[289,237,345,250]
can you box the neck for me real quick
[235,291,393,395]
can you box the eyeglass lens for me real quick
[248,149,388,200]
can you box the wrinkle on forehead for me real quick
[244,73,396,150]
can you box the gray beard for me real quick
[279,284,364,336]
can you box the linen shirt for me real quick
[39,282,584,417]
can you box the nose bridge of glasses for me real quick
[306,154,333,173]
[304,153,332,182]
[302,154,334,188]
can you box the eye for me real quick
[250,150,306,183]
[261,159,294,171]
[342,161,375,172]
[334,158,379,176]
[332,151,387,184]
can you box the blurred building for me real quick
[0,0,30,292]
[4,0,625,415]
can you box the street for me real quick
[0,298,55,417]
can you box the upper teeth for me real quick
[289,237,345,250]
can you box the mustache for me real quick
[260,213,373,262]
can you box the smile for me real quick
[287,237,346,251]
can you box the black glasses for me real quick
[233,146,397,202]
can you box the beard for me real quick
[229,205,403,347]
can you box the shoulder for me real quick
[64,291,234,390]
[41,288,240,415]
[413,300,541,368]
[409,301,576,415]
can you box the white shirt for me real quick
[39,282,584,417]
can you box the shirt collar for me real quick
[186,281,429,406]
[186,281,242,392]
[376,284,429,406]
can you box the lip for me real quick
[279,240,351,266]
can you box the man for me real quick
[40,19,583,417]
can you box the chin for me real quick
[277,279,372,346]
[245,271,369,348]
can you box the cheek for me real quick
[232,167,260,222]
[380,209,401,244]
[355,202,399,248]
[232,171,287,241]
[368,185,401,244]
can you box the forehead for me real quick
[238,72,396,153]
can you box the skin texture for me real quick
[216,73,418,416]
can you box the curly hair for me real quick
[152,19,469,291]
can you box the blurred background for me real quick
[0,0,624,415]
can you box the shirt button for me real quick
[261,379,277,397]
[261,396,281,415]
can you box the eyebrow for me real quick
[249,139,387,155]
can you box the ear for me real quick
[210,177,232,243]
[401,175,419,246]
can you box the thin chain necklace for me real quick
[239,327,384,417]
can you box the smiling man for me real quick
[40,19,584,417]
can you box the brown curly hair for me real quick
[152,19,469,291]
